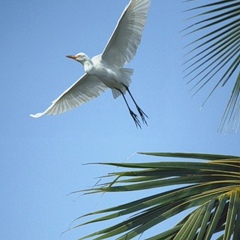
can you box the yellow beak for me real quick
[66,55,77,60]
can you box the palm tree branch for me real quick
[219,72,240,132]
[183,0,240,132]
[74,153,240,239]
[184,29,239,75]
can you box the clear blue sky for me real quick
[1,0,239,239]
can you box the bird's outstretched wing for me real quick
[30,74,107,118]
[102,0,151,67]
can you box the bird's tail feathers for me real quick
[121,68,133,87]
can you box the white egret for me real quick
[30,0,151,128]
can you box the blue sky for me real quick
[1,0,239,239]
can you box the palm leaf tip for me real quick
[183,0,240,133]
[219,72,240,133]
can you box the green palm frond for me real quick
[73,153,240,240]
[183,0,240,132]
[220,72,240,132]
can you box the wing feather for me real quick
[30,74,107,118]
[102,0,151,66]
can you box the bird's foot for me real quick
[136,106,148,125]
[129,110,141,128]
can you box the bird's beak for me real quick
[66,55,77,60]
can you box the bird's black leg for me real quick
[116,88,141,128]
[123,84,148,125]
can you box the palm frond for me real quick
[72,152,240,239]
[183,0,240,132]
[220,72,240,132]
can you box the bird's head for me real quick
[66,52,89,64]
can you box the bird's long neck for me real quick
[78,55,93,74]
[83,59,94,74]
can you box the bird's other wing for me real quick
[102,0,151,67]
[30,74,107,118]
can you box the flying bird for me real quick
[30,0,151,128]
